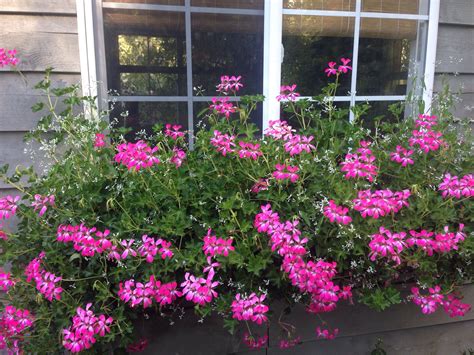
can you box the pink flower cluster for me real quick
[390,146,414,167]
[25,252,63,301]
[340,141,378,182]
[254,204,351,326]
[0,272,16,292]
[57,224,112,257]
[0,196,19,220]
[118,275,181,308]
[316,326,339,340]
[325,58,352,76]
[273,164,299,183]
[216,75,243,94]
[31,194,55,217]
[231,293,269,324]
[243,333,268,349]
[279,336,301,349]
[114,140,160,171]
[0,305,34,354]
[265,120,295,141]
[62,303,113,353]
[352,189,411,219]
[407,224,466,255]
[276,85,300,102]
[138,235,174,263]
[409,114,446,153]
[411,287,471,317]
[323,200,352,225]
[94,133,106,148]
[251,178,270,193]
[210,130,236,156]
[238,141,263,160]
[170,147,186,168]
[284,134,316,156]
[438,173,474,199]
[165,124,185,140]
[369,227,407,265]
[202,229,234,257]
[0,48,19,67]
[210,97,237,118]
[180,272,219,306]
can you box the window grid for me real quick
[99,0,433,137]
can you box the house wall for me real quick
[0,0,80,196]
[0,1,473,354]
[435,0,474,119]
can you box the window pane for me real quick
[104,9,186,96]
[282,16,354,96]
[111,101,188,137]
[357,18,425,96]
[362,0,428,14]
[191,0,263,9]
[358,101,404,129]
[284,0,355,11]
[191,13,264,95]
[104,0,184,4]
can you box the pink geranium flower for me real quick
[114,140,160,171]
[94,133,105,148]
[0,195,20,220]
[31,194,55,217]
[170,147,186,168]
[210,130,236,156]
[323,200,352,225]
[390,145,414,166]
[276,85,300,102]
[202,229,234,257]
[231,293,269,324]
[238,141,263,160]
[273,164,299,183]
[0,48,19,67]
[210,97,237,118]
[216,75,243,94]
[164,124,185,140]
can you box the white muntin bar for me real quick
[262,0,283,133]
[423,0,441,113]
[349,0,362,122]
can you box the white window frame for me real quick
[76,0,440,133]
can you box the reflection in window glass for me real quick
[111,101,188,138]
[283,0,355,11]
[104,0,184,4]
[191,0,263,9]
[191,13,264,96]
[357,18,425,96]
[358,101,404,129]
[104,9,186,96]
[362,0,425,14]
[282,16,354,96]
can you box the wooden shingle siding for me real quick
[0,0,76,15]
[439,0,474,26]
[436,26,474,74]
[0,73,82,131]
[435,1,474,119]
[0,2,80,194]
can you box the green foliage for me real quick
[0,71,473,353]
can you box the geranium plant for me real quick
[0,53,473,353]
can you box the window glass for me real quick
[104,9,186,96]
[191,0,263,9]
[283,0,356,11]
[357,18,424,96]
[191,13,264,95]
[104,0,184,4]
[357,100,404,129]
[282,16,354,96]
[362,0,426,14]
[111,101,188,138]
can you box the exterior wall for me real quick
[435,0,474,119]
[0,1,473,354]
[0,0,81,195]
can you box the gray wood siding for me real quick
[435,0,474,119]
[0,4,80,193]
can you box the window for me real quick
[77,0,439,140]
